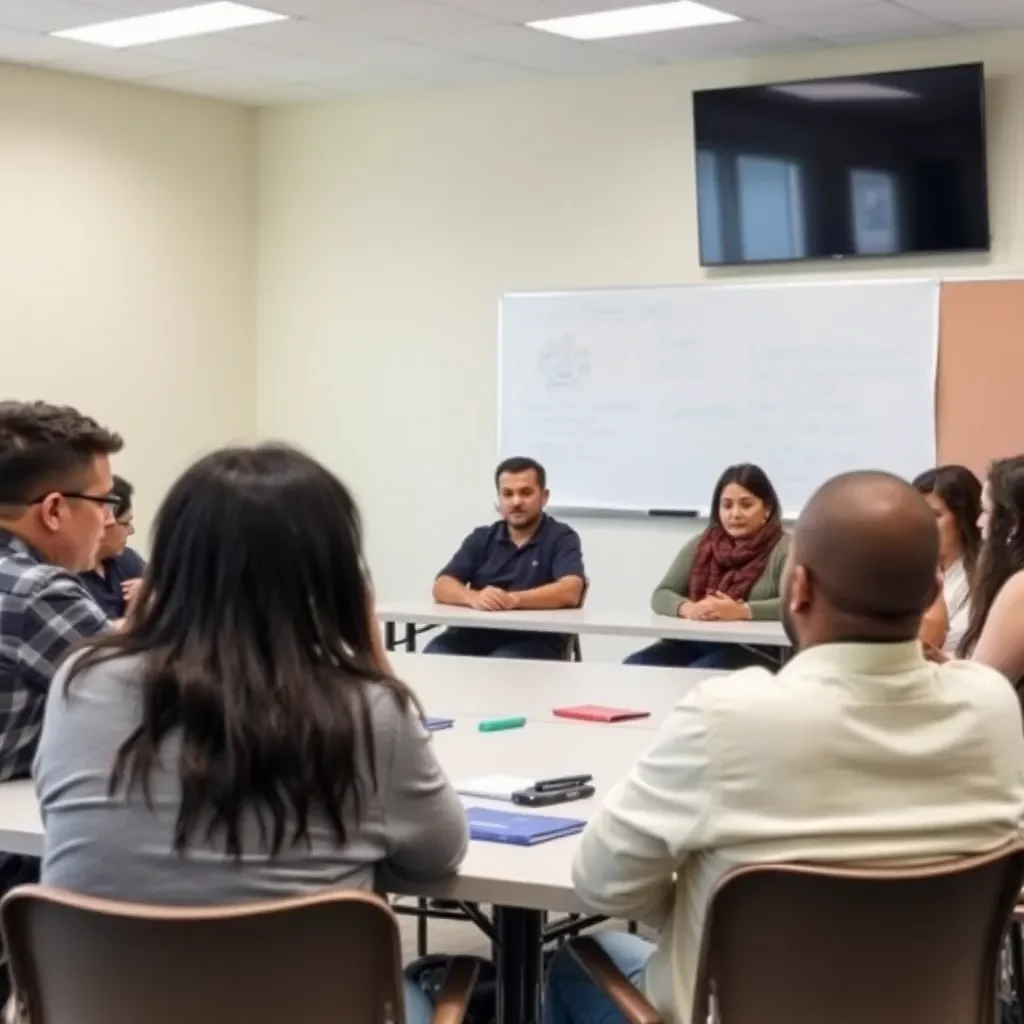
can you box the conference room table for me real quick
[377,599,790,656]
[0,653,712,1024]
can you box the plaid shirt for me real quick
[0,531,110,781]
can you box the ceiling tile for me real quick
[607,20,811,58]
[763,1,953,38]
[148,68,284,101]
[420,56,539,83]
[126,33,326,78]
[429,24,653,72]
[435,0,646,26]
[334,0,504,40]
[291,70,416,93]
[0,0,125,32]
[710,0,883,15]
[291,37,471,74]
[251,0,379,15]
[95,0,370,11]
[0,24,98,61]
[46,48,200,78]
[896,0,1024,26]
[205,18,388,59]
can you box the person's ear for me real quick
[541,488,550,509]
[788,564,812,612]
[36,493,63,534]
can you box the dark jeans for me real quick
[624,639,772,671]
[424,627,565,661]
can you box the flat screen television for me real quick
[692,63,989,266]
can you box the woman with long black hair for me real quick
[34,444,467,1023]
[912,465,982,653]
[957,456,1024,687]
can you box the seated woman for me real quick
[625,464,789,670]
[912,466,981,654]
[956,455,1024,687]
[34,445,468,1024]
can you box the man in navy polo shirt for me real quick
[427,456,585,660]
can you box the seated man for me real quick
[546,471,1024,1024]
[79,475,145,620]
[0,401,121,1005]
[427,456,584,660]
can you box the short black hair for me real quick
[495,456,546,491]
[0,401,123,505]
[111,475,134,521]
[709,463,781,526]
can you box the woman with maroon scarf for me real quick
[625,464,789,669]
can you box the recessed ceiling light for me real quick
[527,0,739,41]
[769,82,919,102]
[51,2,287,48]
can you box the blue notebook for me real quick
[423,717,454,732]
[466,806,585,847]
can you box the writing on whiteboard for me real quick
[499,282,938,514]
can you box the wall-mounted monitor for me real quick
[692,63,990,266]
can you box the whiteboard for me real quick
[498,280,939,517]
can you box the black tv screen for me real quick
[692,63,989,266]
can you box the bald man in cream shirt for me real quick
[545,472,1024,1024]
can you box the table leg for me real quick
[384,621,396,652]
[493,905,545,1024]
[405,622,418,653]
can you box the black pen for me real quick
[535,774,593,792]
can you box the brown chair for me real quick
[567,844,1024,1024]
[0,884,479,1024]
[564,578,590,662]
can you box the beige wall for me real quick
[1,63,256,542]
[252,29,1023,653]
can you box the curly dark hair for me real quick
[0,401,123,505]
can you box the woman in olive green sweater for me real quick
[625,463,790,669]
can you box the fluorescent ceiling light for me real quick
[51,2,287,48]
[528,0,739,40]
[769,82,918,102]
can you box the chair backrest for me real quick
[565,578,590,661]
[1,885,407,1024]
[692,844,1024,1024]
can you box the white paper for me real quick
[455,775,537,802]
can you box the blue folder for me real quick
[423,717,454,732]
[466,806,585,846]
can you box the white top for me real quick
[943,558,971,654]
[572,642,1024,1024]
[377,601,789,648]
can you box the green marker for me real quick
[479,716,526,733]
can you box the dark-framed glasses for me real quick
[30,492,122,511]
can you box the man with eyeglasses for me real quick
[79,475,146,622]
[0,400,123,1004]
[0,400,123,783]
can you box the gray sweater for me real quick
[34,653,468,906]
